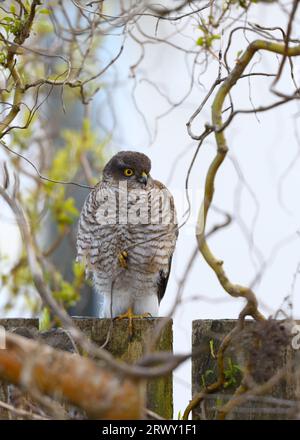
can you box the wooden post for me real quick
[192,319,300,420]
[0,319,39,419]
[0,317,173,419]
[74,317,173,419]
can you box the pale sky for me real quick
[1,1,300,417]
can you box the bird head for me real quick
[102,151,152,189]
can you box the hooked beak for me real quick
[138,171,148,186]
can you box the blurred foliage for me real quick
[0,1,108,324]
[223,358,242,389]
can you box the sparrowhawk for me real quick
[76,151,178,325]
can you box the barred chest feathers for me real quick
[76,151,178,318]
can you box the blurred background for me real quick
[0,0,300,416]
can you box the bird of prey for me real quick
[76,151,178,329]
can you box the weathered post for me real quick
[74,317,173,419]
[0,318,39,419]
[0,317,173,419]
[192,319,300,420]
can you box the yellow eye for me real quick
[124,168,134,177]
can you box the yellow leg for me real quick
[118,250,128,269]
[115,307,152,337]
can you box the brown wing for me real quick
[152,179,178,303]
[157,254,174,303]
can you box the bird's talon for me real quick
[141,312,152,319]
[115,308,152,337]
[118,250,128,269]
